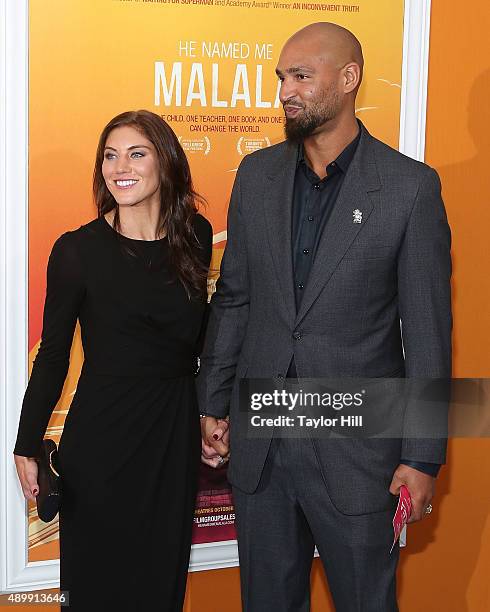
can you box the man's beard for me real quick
[284,83,341,143]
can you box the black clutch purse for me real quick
[35,438,61,522]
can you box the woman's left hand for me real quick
[201,418,230,468]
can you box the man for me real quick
[197,22,451,611]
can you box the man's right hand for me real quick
[200,416,230,468]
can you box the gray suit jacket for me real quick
[197,122,452,515]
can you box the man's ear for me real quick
[343,62,362,94]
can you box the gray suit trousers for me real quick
[232,437,400,612]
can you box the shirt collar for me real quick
[297,123,361,175]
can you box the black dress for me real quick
[14,214,213,611]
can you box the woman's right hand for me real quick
[14,455,39,501]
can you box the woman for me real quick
[13,110,213,611]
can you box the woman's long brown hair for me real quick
[93,110,208,298]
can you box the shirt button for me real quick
[313,183,320,190]
[298,283,304,290]
[307,216,314,221]
[293,331,302,340]
[331,162,336,167]
[303,248,309,255]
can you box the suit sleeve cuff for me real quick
[400,459,441,477]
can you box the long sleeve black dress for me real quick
[14,213,213,611]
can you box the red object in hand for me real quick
[390,484,412,553]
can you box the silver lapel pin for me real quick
[353,209,363,224]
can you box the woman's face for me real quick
[102,125,161,209]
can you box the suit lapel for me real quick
[295,126,381,326]
[263,142,298,321]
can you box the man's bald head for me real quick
[276,22,364,142]
[283,22,364,87]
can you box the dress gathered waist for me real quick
[82,359,196,379]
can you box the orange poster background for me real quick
[27,0,404,561]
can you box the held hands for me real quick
[14,455,39,502]
[389,464,436,523]
[200,416,230,468]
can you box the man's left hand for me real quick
[389,464,436,523]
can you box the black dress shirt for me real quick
[292,131,361,309]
